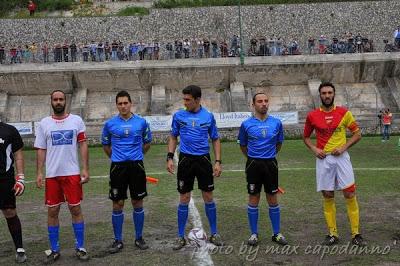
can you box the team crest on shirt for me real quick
[124,128,130,136]
[325,115,333,124]
[192,120,195,127]
[261,129,267,138]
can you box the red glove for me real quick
[14,175,25,196]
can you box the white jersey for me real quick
[34,114,86,178]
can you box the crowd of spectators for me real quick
[0,30,398,65]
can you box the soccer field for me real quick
[0,136,399,265]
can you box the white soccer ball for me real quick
[188,228,207,247]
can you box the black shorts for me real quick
[245,157,278,195]
[109,161,147,201]
[0,178,16,209]
[177,152,214,194]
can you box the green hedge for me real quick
[0,0,75,17]
[116,6,150,16]
[153,0,377,8]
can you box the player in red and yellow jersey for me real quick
[303,82,366,246]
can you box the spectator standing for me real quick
[308,37,315,54]
[393,26,400,48]
[0,44,5,64]
[42,42,49,63]
[382,109,393,142]
[28,1,37,16]
[203,39,210,58]
[70,42,77,62]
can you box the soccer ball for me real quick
[188,228,207,247]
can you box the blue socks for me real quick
[205,201,217,235]
[247,205,259,235]
[48,225,60,252]
[72,222,85,249]
[269,204,281,235]
[177,203,188,238]
[133,208,144,240]
[112,210,124,241]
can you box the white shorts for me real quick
[316,151,355,192]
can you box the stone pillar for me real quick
[389,77,400,110]
[307,79,321,109]
[70,74,87,118]
[0,91,8,122]
[229,82,248,112]
[151,85,166,114]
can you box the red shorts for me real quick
[45,175,83,207]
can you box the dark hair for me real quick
[318,82,335,93]
[116,90,132,103]
[252,92,267,103]
[182,85,202,99]
[50,90,66,100]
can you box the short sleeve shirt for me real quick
[34,114,86,178]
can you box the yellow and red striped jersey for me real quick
[303,106,360,153]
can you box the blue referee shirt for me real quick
[171,106,219,155]
[237,115,284,159]
[102,114,152,162]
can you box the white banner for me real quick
[145,111,298,132]
[8,122,33,135]
[144,115,172,132]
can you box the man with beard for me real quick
[303,82,365,246]
[237,93,287,246]
[35,90,90,263]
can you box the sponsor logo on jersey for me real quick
[51,130,73,146]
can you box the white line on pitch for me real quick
[24,167,400,184]
[174,149,214,266]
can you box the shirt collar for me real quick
[118,113,134,121]
[319,105,336,113]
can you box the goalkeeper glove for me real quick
[14,174,25,196]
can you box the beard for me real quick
[52,103,65,115]
[321,96,334,108]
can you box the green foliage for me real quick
[0,0,25,17]
[36,0,75,12]
[116,6,150,16]
[153,0,376,8]
[0,0,75,17]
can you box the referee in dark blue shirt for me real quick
[102,90,152,252]
[166,85,222,250]
[237,92,288,246]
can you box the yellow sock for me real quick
[323,197,338,237]
[346,196,360,237]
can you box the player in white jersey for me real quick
[34,90,90,263]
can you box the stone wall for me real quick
[0,0,397,50]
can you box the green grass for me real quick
[0,136,399,265]
[116,6,150,16]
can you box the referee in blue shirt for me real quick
[237,92,288,246]
[166,85,222,250]
[102,90,152,252]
